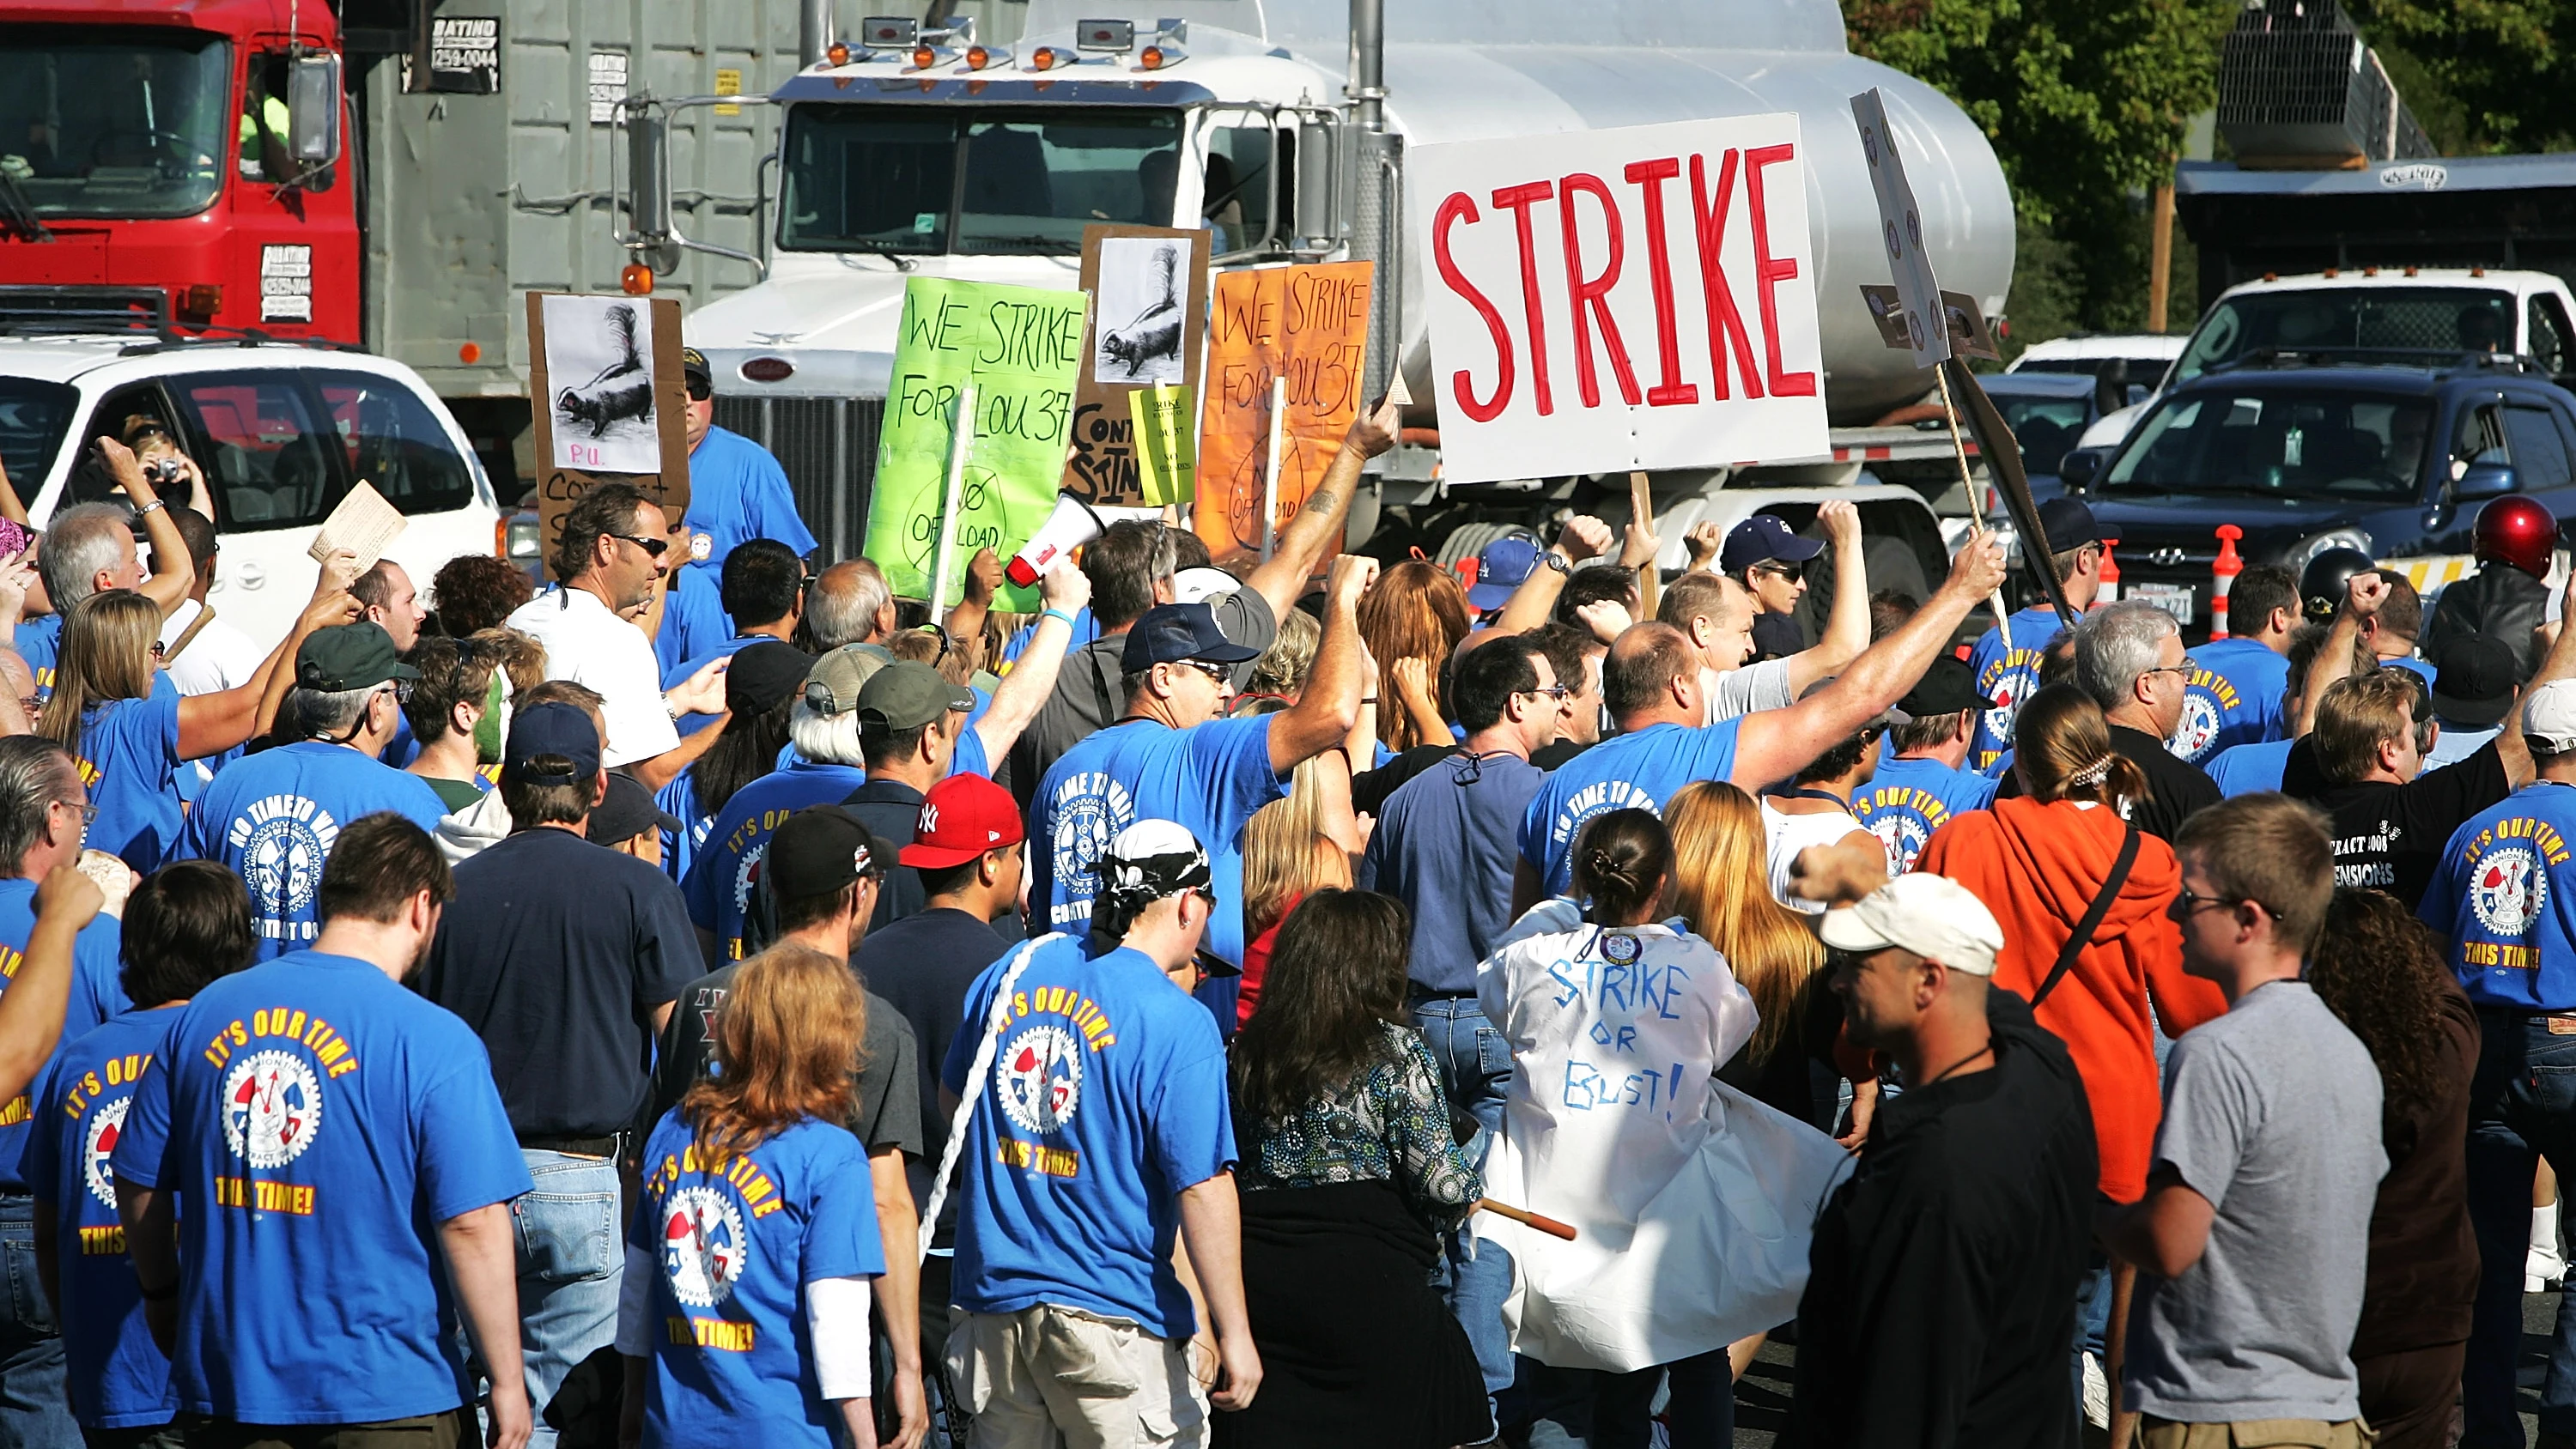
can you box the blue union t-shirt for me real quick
[1030,717,1285,967]
[1519,719,1744,898]
[1851,755,1999,876]
[2421,783,2576,1012]
[942,936,1235,1339]
[174,743,451,961]
[2208,737,2296,797]
[0,877,132,1192]
[2167,637,2290,765]
[1965,604,2069,773]
[24,1006,185,1429]
[78,691,186,872]
[111,951,532,1425]
[630,1110,883,1449]
[680,761,871,961]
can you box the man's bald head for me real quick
[808,559,893,649]
[1601,621,1698,726]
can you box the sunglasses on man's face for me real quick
[613,533,671,559]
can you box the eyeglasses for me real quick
[1179,659,1231,687]
[613,533,671,559]
[2172,888,2271,919]
[1520,682,1574,701]
[1751,561,1804,581]
[148,640,166,661]
[54,799,95,834]
[685,380,713,403]
[2143,658,2199,682]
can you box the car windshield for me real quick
[1991,392,2090,476]
[2102,390,2433,500]
[779,104,1182,255]
[0,379,76,487]
[2013,356,2173,391]
[0,27,232,220]
[2174,287,2515,380]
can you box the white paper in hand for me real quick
[1384,367,1413,409]
[307,481,406,576]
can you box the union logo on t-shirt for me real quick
[222,1050,323,1169]
[228,795,343,943]
[662,1186,750,1309]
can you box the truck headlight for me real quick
[2291,528,2374,570]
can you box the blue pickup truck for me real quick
[2053,354,2576,636]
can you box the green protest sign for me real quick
[867,277,1089,609]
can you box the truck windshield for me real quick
[780,105,1183,256]
[2174,287,2516,381]
[0,27,232,220]
[2102,391,2433,500]
[0,379,76,488]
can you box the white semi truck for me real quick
[627,0,2020,574]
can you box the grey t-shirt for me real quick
[1704,657,1796,723]
[2123,980,2387,1422]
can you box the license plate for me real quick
[2129,581,2195,625]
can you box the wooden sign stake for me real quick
[930,383,977,627]
[1629,470,1660,619]
[1259,375,1288,561]
[1934,365,2013,652]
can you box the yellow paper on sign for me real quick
[1129,382,1196,507]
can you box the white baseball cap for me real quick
[1171,567,1239,606]
[1816,874,2006,976]
[2526,678,2576,755]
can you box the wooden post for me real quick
[1629,470,1659,620]
[1933,365,2013,652]
[929,382,976,627]
[2148,179,2176,335]
[1259,374,1288,561]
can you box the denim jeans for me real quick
[509,1152,622,1449]
[1414,996,1516,1436]
[2464,1012,2576,1448]
[0,1194,77,1449]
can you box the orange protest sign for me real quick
[1194,261,1373,559]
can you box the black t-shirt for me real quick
[1352,743,1463,815]
[1995,724,2220,844]
[1527,737,1592,773]
[653,962,924,1158]
[841,778,930,928]
[854,905,1013,1243]
[416,827,702,1137]
[2282,736,2511,908]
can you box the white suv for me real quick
[0,336,499,646]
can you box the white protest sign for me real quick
[1411,114,1829,484]
[1850,88,1949,367]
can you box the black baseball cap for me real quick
[726,641,816,716]
[765,806,892,900]
[2433,634,2518,728]
[2037,496,2119,555]
[502,701,601,785]
[1121,602,1261,673]
[295,621,420,694]
[586,772,680,846]
[681,346,712,393]
[1719,514,1825,576]
[1893,656,1985,719]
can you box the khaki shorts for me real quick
[946,1304,1209,1449]
[2135,1415,2376,1449]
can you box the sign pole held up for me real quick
[1628,471,1660,620]
[930,383,977,628]
[1259,375,1288,561]
[1931,365,2012,652]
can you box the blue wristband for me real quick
[1043,609,1079,627]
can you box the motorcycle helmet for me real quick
[2300,547,2377,621]
[2473,494,2560,579]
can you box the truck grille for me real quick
[0,285,167,334]
[711,397,883,564]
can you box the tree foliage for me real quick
[2344,0,2576,154]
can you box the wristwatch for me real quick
[1541,550,1573,575]
[131,499,166,518]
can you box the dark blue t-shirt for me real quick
[682,427,817,571]
[25,1005,184,1428]
[0,876,132,1194]
[655,565,735,681]
[1030,718,1285,967]
[2422,782,2576,1012]
[19,614,61,699]
[174,743,451,960]
[681,761,871,960]
[631,1109,882,1449]
[1965,604,2069,773]
[1851,755,1999,875]
[1358,750,1546,994]
[2168,637,2290,764]
[79,691,185,871]
[2207,738,2296,797]
[1518,719,1744,897]
[112,951,532,1425]
[942,936,1236,1339]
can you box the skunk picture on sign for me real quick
[543,294,661,475]
[1408,114,1829,482]
[1095,237,1190,385]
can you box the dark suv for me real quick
[2055,355,2576,638]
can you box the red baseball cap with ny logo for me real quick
[900,773,1026,869]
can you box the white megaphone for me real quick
[1007,493,1106,587]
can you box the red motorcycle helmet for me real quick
[2474,495,2560,579]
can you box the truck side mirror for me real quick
[2058,446,2108,492]
[287,53,342,165]
[1294,112,1340,248]
[2458,460,2518,500]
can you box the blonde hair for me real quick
[1357,561,1472,752]
[39,591,160,750]
[471,627,548,696]
[1247,606,1321,700]
[681,944,867,1164]
[1241,757,1352,940]
[1666,780,1823,1062]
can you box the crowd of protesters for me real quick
[0,355,2568,1449]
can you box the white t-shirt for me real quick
[156,598,265,695]
[1760,797,1868,915]
[502,585,677,767]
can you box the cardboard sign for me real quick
[1062,225,1212,506]
[1851,88,1949,367]
[526,292,690,581]
[866,276,1089,609]
[1195,261,1374,558]
[1859,285,2000,361]
[1129,383,1196,506]
[1410,115,1828,484]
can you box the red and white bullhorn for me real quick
[1006,493,1107,587]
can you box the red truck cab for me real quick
[0,0,356,342]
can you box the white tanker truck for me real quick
[621,0,2019,574]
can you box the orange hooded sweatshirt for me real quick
[1917,797,2226,1201]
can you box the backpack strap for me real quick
[2031,823,2141,1009]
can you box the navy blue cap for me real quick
[1121,602,1261,672]
[1719,514,1826,576]
[2037,496,2120,554]
[1469,533,1545,611]
[502,702,601,785]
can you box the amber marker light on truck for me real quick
[825,41,851,65]
[178,285,222,323]
[1028,45,1060,70]
[621,264,654,295]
